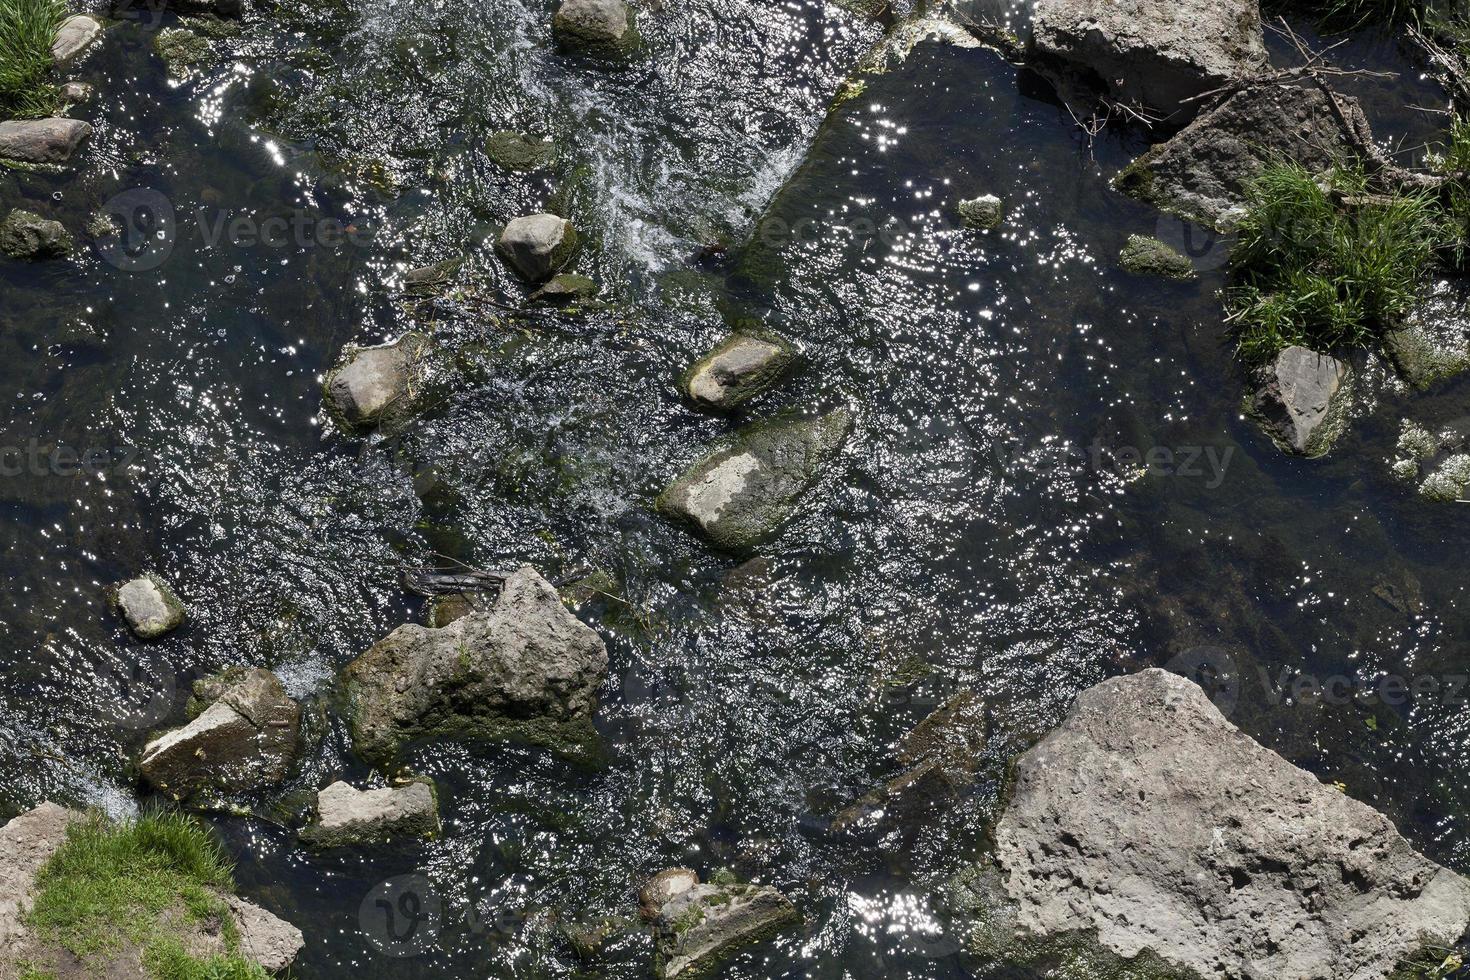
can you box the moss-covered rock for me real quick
[153,28,213,78]
[1118,234,1195,279]
[681,331,798,411]
[108,572,186,639]
[643,870,798,979]
[957,194,1004,230]
[551,0,640,58]
[0,209,71,260]
[486,131,558,172]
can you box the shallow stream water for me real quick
[4,1,1470,976]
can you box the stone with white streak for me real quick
[301,779,440,847]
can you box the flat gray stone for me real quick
[112,573,186,639]
[657,410,850,551]
[224,895,305,973]
[51,14,103,66]
[683,332,797,411]
[0,118,92,165]
[0,210,72,261]
[343,566,608,765]
[0,804,84,962]
[301,779,440,848]
[993,669,1470,979]
[496,214,579,282]
[646,872,799,979]
[322,332,426,431]
[1248,345,1351,458]
[139,668,302,799]
[1030,0,1266,116]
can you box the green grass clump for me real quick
[0,0,65,119]
[1225,163,1446,363]
[25,811,268,980]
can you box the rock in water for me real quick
[644,870,799,979]
[486,131,558,172]
[993,669,1470,979]
[1029,0,1266,117]
[1118,234,1194,279]
[496,214,580,282]
[1248,346,1351,458]
[0,118,92,164]
[531,272,599,304]
[0,210,72,261]
[322,332,427,431]
[1384,279,1470,390]
[1116,82,1365,231]
[657,410,850,551]
[300,779,440,848]
[957,194,1004,230]
[51,14,103,65]
[343,566,608,765]
[110,573,186,639]
[683,332,797,411]
[139,668,302,799]
[552,0,639,57]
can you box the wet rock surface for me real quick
[0,209,72,261]
[645,870,799,979]
[0,118,92,165]
[1029,0,1266,116]
[301,779,440,848]
[993,669,1470,979]
[1118,234,1194,279]
[1116,82,1366,231]
[51,14,103,66]
[486,131,558,172]
[343,566,608,764]
[139,667,303,799]
[957,194,1003,230]
[322,332,427,431]
[532,272,599,304]
[683,332,797,411]
[1248,346,1351,458]
[657,409,850,551]
[111,573,186,639]
[497,213,580,282]
[552,0,639,57]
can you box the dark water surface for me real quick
[3,1,1470,976]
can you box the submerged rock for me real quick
[59,81,95,103]
[1391,420,1470,503]
[1029,0,1266,117]
[154,27,213,78]
[1384,279,1470,390]
[1117,234,1194,279]
[322,332,427,431]
[552,0,639,57]
[486,131,558,172]
[139,668,302,799]
[343,566,608,765]
[832,692,986,833]
[402,257,461,293]
[0,210,72,261]
[957,194,1004,230]
[496,213,579,282]
[1247,346,1351,458]
[1116,81,1365,231]
[657,409,851,551]
[644,870,799,979]
[0,118,92,164]
[993,669,1470,978]
[531,272,599,304]
[110,573,186,639]
[51,14,103,66]
[300,779,440,848]
[682,332,797,411]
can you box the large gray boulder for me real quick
[1248,346,1351,458]
[1029,0,1266,117]
[1116,82,1366,231]
[644,870,799,979]
[343,566,608,765]
[682,332,797,411]
[552,0,639,57]
[300,779,440,848]
[0,209,72,260]
[139,668,302,799]
[51,14,103,65]
[993,669,1470,979]
[322,332,427,431]
[110,573,186,639]
[0,118,92,165]
[496,214,579,282]
[657,410,850,551]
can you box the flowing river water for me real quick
[3,0,1470,976]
